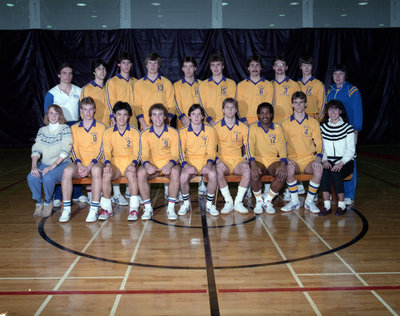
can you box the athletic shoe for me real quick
[262,184,271,199]
[334,207,347,216]
[128,209,138,221]
[125,190,130,199]
[234,202,249,214]
[167,209,178,220]
[304,200,320,214]
[281,200,301,212]
[59,209,71,223]
[178,204,190,216]
[42,201,54,217]
[253,202,264,214]
[314,194,319,202]
[86,210,98,223]
[112,194,129,206]
[298,183,306,194]
[33,204,43,217]
[73,195,89,204]
[142,209,153,220]
[177,191,183,202]
[220,201,234,214]
[198,180,207,195]
[283,189,291,202]
[53,199,62,208]
[264,203,276,215]
[206,205,219,216]
[318,207,331,217]
[98,210,113,220]
[245,187,253,199]
[344,198,354,206]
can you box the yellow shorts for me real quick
[218,157,246,174]
[113,157,134,175]
[291,156,315,173]
[256,157,281,170]
[186,159,208,174]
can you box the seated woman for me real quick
[319,100,355,216]
[27,104,72,217]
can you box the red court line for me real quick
[219,285,400,293]
[0,178,26,193]
[0,289,207,296]
[359,151,400,162]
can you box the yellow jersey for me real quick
[214,118,248,159]
[80,81,109,126]
[272,77,301,123]
[298,76,326,121]
[174,78,200,126]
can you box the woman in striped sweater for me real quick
[319,100,355,216]
[27,104,72,217]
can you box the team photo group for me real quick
[27,50,363,223]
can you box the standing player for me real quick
[327,64,363,205]
[106,51,137,206]
[81,59,109,126]
[297,55,326,121]
[100,102,141,221]
[281,92,323,214]
[44,62,86,206]
[214,98,250,214]
[174,56,200,129]
[178,104,219,216]
[59,97,106,223]
[248,103,287,214]
[236,55,274,125]
[271,56,301,123]
[137,104,181,221]
[133,53,175,130]
[198,54,236,126]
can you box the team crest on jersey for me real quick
[91,132,98,143]
[269,134,276,144]
[258,86,264,95]
[303,126,311,136]
[125,137,132,148]
[306,87,312,95]
[157,84,164,92]
[162,137,169,148]
[220,87,227,95]
[233,131,241,141]
[194,87,199,95]
[282,85,289,95]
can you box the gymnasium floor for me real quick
[0,145,399,315]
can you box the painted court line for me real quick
[34,218,109,316]
[295,211,398,316]
[258,217,321,316]
[297,272,400,276]
[109,187,160,316]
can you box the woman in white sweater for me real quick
[319,100,355,216]
[27,104,72,217]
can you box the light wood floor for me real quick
[0,145,399,315]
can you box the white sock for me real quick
[130,196,140,210]
[324,200,331,210]
[338,201,346,209]
[234,186,247,204]
[113,184,121,196]
[102,198,112,212]
[220,186,233,204]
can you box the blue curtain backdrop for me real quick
[0,28,399,146]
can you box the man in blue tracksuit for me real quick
[327,64,363,205]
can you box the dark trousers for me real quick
[320,160,354,194]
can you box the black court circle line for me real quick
[38,207,368,270]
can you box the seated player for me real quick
[137,104,181,221]
[281,91,323,214]
[60,97,106,223]
[100,101,141,220]
[214,98,250,214]
[178,104,219,216]
[248,103,287,214]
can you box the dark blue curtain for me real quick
[1,28,399,146]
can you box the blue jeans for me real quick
[27,161,69,203]
[344,159,357,200]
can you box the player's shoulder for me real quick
[128,124,140,133]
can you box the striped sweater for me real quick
[320,118,355,165]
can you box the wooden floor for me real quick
[0,145,399,316]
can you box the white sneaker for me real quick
[283,189,291,202]
[142,209,153,220]
[167,209,178,220]
[98,210,113,220]
[234,202,249,214]
[344,198,354,205]
[281,200,301,212]
[264,203,276,215]
[254,202,264,214]
[53,199,62,208]
[86,210,98,223]
[314,194,318,202]
[298,183,306,194]
[178,203,190,216]
[220,201,234,214]
[262,184,271,199]
[112,194,129,206]
[73,195,89,204]
[198,181,207,195]
[59,209,71,223]
[304,200,320,214]
[206,205,219,216]
[128,209,138,221]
